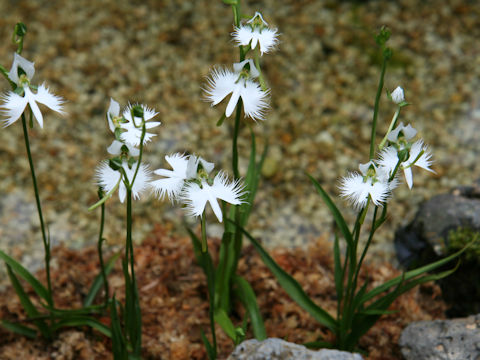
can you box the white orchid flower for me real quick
[1,53,64,128]
[232,12,279,55]
[204,59,269,121]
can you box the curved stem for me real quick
[254,50,267,91]
[232,100,242,180]
[21,113,53,309]
[125,187,142,356]
[96,189,109,308]
[201,214,217,358]
[131,122,146,187]
[369,57,388,159]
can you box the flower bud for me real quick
[391,86,405,104]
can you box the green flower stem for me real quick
[88,177,121,211]
[232,100,243,180]
[340,199,370,347]
[21,113,53,311]
[96,189,109,308]
[201,214,217,358]
[125,187,142,356]
[369,56,388,159]
[378,107,402,151]
[254,50,267,91]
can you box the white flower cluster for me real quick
[150,153,245,222]
[339,89,434,210]
[1,53,64,128]
[96,98,159,203]
[204,12,279,122]
[95,101,244,221]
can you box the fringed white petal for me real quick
[232,26,278,55]
[232,26,254,46]
[35,84,65,115]
[95,160,151,203]
[180,173,245,222]
[211,171,245,205]
[240,80,269,121]
[95,161,122,195]
[257,28,279,55]
[180,182,209,219]
[122,162,152,201]
[203,67,237,106]
[0,91,28,127]
[377,146,400,177]
[339,172,390,210]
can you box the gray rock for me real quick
[227,338,364,360]
[394,183,480,317]
[395,183,480,268]
[399,314,480,360]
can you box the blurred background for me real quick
[0,0,479,277]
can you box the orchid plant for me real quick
[0,24,112,341]
[237,27,467,353]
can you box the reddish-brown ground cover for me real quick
[0,224,446,359]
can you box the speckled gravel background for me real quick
[0,0,479,282]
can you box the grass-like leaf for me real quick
[200,330,216,360]
[84,251,121,307]
[0,250,49,304]
[214,308,237,342]
[359,245,467,305]
[1,320,37,339]
[333,234,344,307]
[6,265,52,339]
[307,174,353,249]
[52,316,111,337]
[110,296,128,360]
[232,275,266,340]
[234,221,337,332]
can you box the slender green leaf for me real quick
[359,246,467,305]
[232,275,266,340]
[45,305,104,316]
[347,265,459,348]
[240,131,268,226]
[84,251,121,307]
[215,231,234,313]
[214,309,237,342]
[235,221,337,331]
[1,320,37,339]
[186,226,209,271]
[110,297,128,360]
[333,234,344,304]
[306,174,353,248]
[52,317,111,337]
[0,250,49,303]
[6,266,51,339]
[200,330,216,360]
